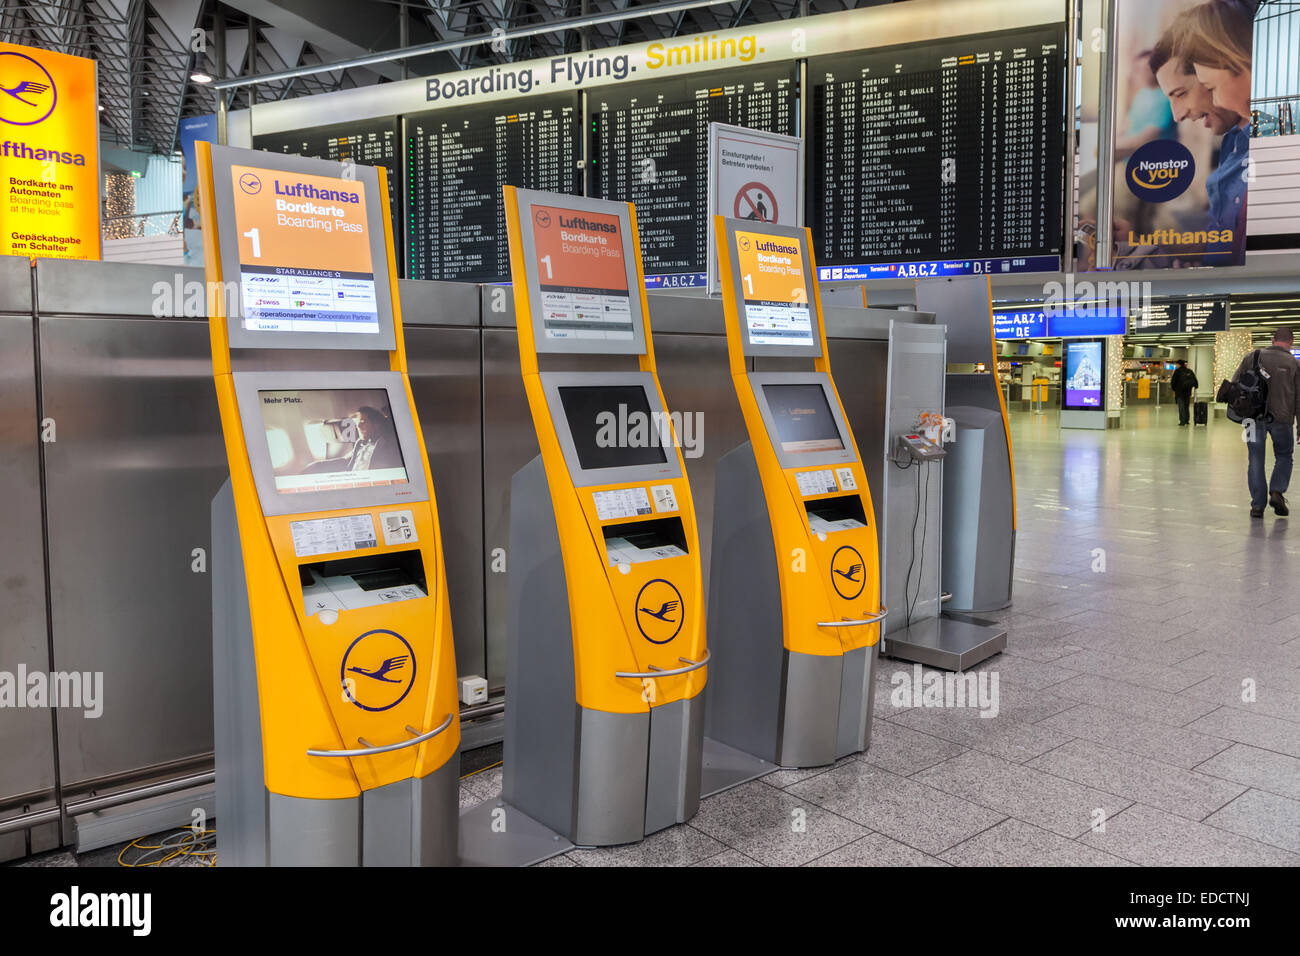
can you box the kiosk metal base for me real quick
[458,799,573,867]
[700,736,776,798]
[505,457,705,847]
[213,481,460,866]
[882,613,1007,672]
[706,442,878,770]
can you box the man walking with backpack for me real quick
[1171,360,1198,426]
[1229,328,1300,518]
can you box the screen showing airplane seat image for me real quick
[558,384,670,471]
[762,383,846,455]
[258,388,410,493]
[1063,340,1104,410]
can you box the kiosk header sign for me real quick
[229,164,380,335]
[722,219,820,358]
[512,190,646,355]
[0,41,100,260]
[207,145,397,351]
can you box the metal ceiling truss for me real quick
[1,0,886,156]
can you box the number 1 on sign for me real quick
[540,254,553,279]
[243,227,261,258]
[743,273,754,295]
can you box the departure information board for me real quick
[1130,299,1229,334]
[809,25,1065,281]
[591,66,797,288]
[406,95,581,282]
[253,118,401,274]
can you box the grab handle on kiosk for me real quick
[816,606,888,628]
[615,650,712,680]
[306,713,455,758]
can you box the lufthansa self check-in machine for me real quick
[198,143,460,866]
[707,217,885,768]
[499,187,708,847]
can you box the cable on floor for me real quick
[117,827,216,867]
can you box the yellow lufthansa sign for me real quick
[0,41,100,260]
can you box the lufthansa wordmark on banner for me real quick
[341,629,417,712]
[0,50,57,126]
[635,579,684,644]
[1126,140,1195,203]
[830,545,866,600]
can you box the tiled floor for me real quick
[17,404,1300,868]
[474,404,1300,867]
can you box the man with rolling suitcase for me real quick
[1172,360,1198,426]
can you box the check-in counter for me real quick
[0,256,60,861]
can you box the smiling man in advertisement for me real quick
[0,40,100,260]
[1108,0,1257,269]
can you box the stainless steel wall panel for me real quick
[481,329,539,690]
[400,279,481,328]
[821,338,890,551]
[36,259,228,792]
[654,332,747,595]
[35,258,201,317]
[404,325,486,681]
[0,256,60,861]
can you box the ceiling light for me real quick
[191,72,213,84]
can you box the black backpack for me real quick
[1217,350,1271,423]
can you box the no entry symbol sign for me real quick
[735,182,777,223]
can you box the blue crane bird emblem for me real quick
[634,579,684,644]
[340,630,417,711]
[830,545,866,600]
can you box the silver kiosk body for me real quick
[880,276,1007,670]
[706,219,883,770]
[206,145,459,866]
[486,189,706,852]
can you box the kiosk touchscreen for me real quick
[498,188,708,848]
[708,218,885,768]
[198,143,460,866]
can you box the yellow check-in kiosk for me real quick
[501,187,707,846]
[707,217,885,768]
[198,143,460,865]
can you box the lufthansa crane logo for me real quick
[238,171,262,195]
[340,629,417,712]
[0,51,57,126]
[635,579,684,644]
[830,545,866,600]
[534,208,551,229]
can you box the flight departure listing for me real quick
[406,96,581,282]
[252,119,401,273]
[592,65,796,287]
[810,25,1065,279]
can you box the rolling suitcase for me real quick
[1193,401,1208,425]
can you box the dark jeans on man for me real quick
[1176,392,1191,424]
[1248,420,1295,511]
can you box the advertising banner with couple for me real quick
[1108,0,1256,268]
